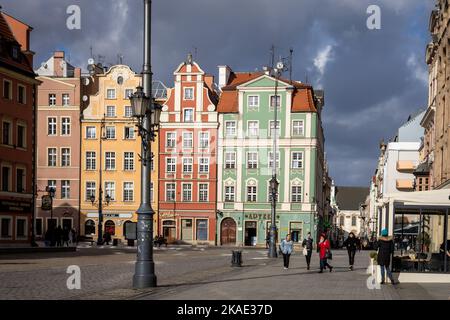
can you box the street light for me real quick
[131,0,162,289]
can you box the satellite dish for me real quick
[88,58,95,65]
[276,61,284,70]
[82,95,89,102]
[60,61,66,68]
[83,78,90,86]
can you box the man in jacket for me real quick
[343,232,360,271]
[375,229,398,285]
[302,232,314,270]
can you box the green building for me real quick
[216,66,327,247]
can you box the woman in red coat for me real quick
[318,233,333,273]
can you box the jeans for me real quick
[305,251,312,267]
[348,249,356,266]
[283,253,291,268]
[320,258,332,271]
[380,265,394,282]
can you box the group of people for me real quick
[44,226,78,247]
[278,228,398,285]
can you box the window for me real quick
[184,109,194,122]
[166,157,176,173]
[3,80,12,100]
[124,152,134,171]
[2,121,11,145]
[105,181,116,201]
[35,218,43,236]
[225,186,235,202]
[61,117,71,135]
[248,121,259,137]
[196,219,208,241]
[270,95,281,108]
[339,216,345,226]
[61,180,70,199]
[47,180,56,194]
[105,152,116,170]
[123,182,134,202]
[85,220,95,235]
[269,120,280,137]
[225,152,236,169]
[166,183,176,201]
[199,158,209,173]
[199,132,209,149]
[47,118,57,136]
[183,132,193,148]
[268,152,280,169]
[0,217,12,239]
[17,125,25,148]
[199,184,208,202]
[291,152,303,169]
[106,89,116,99]
[48,148,57,167]
[124,106,133,117]
[247,185,257,202]
[12,46,19,59]
[18,85,26,104]
[351,216,357,227]
[106,105,116,117]
[1,167,10,191]
[49,94,56,106]
[225,121,237,136]
[62,94,70,106]
[86,126,96,139]
[125,89,134,99]
[291,186,302,202]
[124,127,135,140]
[61,148,71,167]
[247,152,258,169]
[16,168,24,193]
[292,120,304,136]
[105,126,116,139]
[85,181,96,201]
[184,87,194,100]
[16,218,27,239]
[248,95,259,108]
[166,132,176,148]
[86,152,96,170]
[183,157,193,173]
[182,184,192,202]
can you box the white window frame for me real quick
[124,105,133,118]
[165,183,176,202]
[47,147,58,167]
[225,152,236,169]
[61,117,71,136]
[248,95,259,109]
[61,147,71,167]
[61,180,70,199]
[269,120,281,137]
[49,93,57,106]
[247,152,258,169]
[104,181,116,201]
[183,131,193,149]
[183,157,193,173]
[268,151,280,169]
[124,152,135,171]
[291,185,302,203]
[2,120,12,145]
[1,165,12,192]
[199,132,209,149]
[182,183,193,202]
[86,151,96,170]
[247,184,257,202]
[269,94,281,108]
[166,132,176,148]
[15,166,26,193]
[225,185,235,202]
[105,152,116,171]
[124,89,134,100]
[106,88,116,99]
[106,105,116,118]
[124,126,135,140]
[47,117,57,136]
[62,93,70,106]
[184,87,194,100]
[183,108,194,123]
[123,182,134,202]
[105,126,116,140]
[85,181,96,201]
[86,126,96,139]
[199,183,209,202]
[166,157,176,173]
[292,120,305,136]
[291,152,303,169]
[247,120,259,137]
[199,157,209,174]
[225,121,237,137]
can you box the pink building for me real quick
[35,51,82,237]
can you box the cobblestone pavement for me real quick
[0,247,448,300]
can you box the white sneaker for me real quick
[284,267,288,270]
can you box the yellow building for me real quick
[80,64,161,242]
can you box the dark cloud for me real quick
[2,0,433,187]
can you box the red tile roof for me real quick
[0,12,16,42]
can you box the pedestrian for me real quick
[302,232,313,270]
[103,231,111,245]
[62,227,70,247]
[69,228,78,246]
[44,228,51,247]
[55,225,63,247]
[265,232,270,249]
[375,229,397,285]
[318,233,333,273]
[343,232,359,271]
[280,234,294,270]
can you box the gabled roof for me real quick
[336,186,369,211]
[0,12,15,42]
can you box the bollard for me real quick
[231,250,242,267]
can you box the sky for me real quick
[2,0,435,187]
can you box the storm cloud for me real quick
[2,0,434,187]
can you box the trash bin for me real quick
[112,238,119,246]
[231,250,242,267]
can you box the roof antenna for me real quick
[270,45,275,71]
[193,47,198,61]
[289,47,293,82]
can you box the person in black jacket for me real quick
[375,229,397,285]
[302,232,314,270]
[343,232,359,271]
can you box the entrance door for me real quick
[181,219,193,241]
[163,220,176,243]
[62,218,72,231]
[245,221,257,246]
[221,218,236,245]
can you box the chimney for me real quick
[53,51,65,77]
[218,65,231,88]
[204,74,214,92]
[74,67,81,78]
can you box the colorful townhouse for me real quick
[0,9,39,245]
[80,63,161,241]
[158,55,219,245]
[34,51,82,236]
[216,66,326,246]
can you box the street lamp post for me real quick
[94,115,106,245]
[131,0,162,289]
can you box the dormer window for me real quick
[184,87,194,100]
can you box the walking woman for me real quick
[343,232,359,271]
[302,232,313,270]
[375,229,397,285]
[318,233,333,273]
[280,234,294,269]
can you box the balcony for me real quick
[396,160,416,172]
[396,179,414,190]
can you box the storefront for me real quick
[0,198,32,245]
[82,211,136,242]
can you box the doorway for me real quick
[221,218,236,245]
[163,220,176,243]
[181,219,193,241]
[244,221,257,246]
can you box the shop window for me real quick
[196,219,208,241]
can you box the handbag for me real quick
[326,249,333,260]
[303,247,308,256]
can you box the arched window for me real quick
[246,179,257,202]
[339,216,345,226]
[85,219,95,235]
[105,220,115,236]
[123,220,133,238]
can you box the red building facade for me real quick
[158,56,218,245]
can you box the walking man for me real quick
[343,232,359,270]
[302,232,313,270]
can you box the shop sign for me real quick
[244,213,281,220]
[1,199,33,213]
[41,195,52,211]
